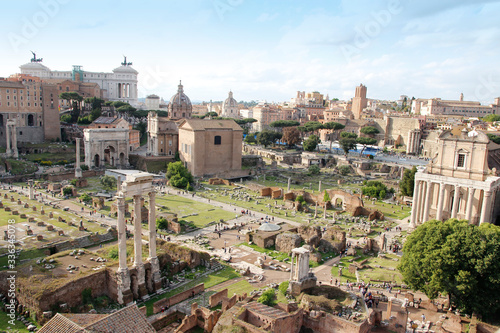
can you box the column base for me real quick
[75,168,83,178]
[116,268,133,305]
[138,283,148,298]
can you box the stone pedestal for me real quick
[116,268,133,305]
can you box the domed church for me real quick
[221,91,239,118]
[168,81,192,119]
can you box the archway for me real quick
[335,198,343,208]
[119,152,125,166]
[104,146,116,166]
[94,154,100,168]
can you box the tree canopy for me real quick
[269,120,300,128]
[360,126,380,136]
[487,133,500,145]
[256,130,281,147]
[323,122,345,131]
[339,137,357,156]
[298,121,323,133]
[399,220,500,319]
[483,114,500,122]
[400,166,417,196]
[303,134,320,152]
[361,180,392,199]
[356,136,377,155]
[340,131,358,139]
[166,161,193,189]
[281,127,301,147]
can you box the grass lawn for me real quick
[216,279,256,298]
[156,195,236,228]
[7,159,37,175]
[144,265,239,316]
[0,248,47,269]
[238,242,290,261]
[0,309,38,332]
[363,200,411,220]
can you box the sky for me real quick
[1,0,500,104]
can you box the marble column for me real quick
[480,190,492,224]
[289,253,294,281]
[451,186,460,219]
[133,194,147,297]
[116,193,132,304]
[287,178,291,192]
[5,123,11,156]
[465,188,475,223]
[148,191,161,290]
[417,180,426,224]
[436,183,445,221]
[75,138,82,178]
[318,181,322,193]
[11,124,18,158]
[422,181,432,223]
[409,180,420,228]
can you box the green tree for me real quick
[62,187,73,196]
[60,92,83,122]
[166,161,193,189]
[79,193,92,203]
[303,134,320,152]
[400,166,417,196]
[323,190,331,203]
[256,130,281,148]
[356,136,377,155]
[361,180,392,199]
[399,220,500,319]
[483,114,500,122]
[269,120,300,130]
[156,217,168,231]
[487,133,500,144]
[338,165,351,175]
[116,104,136,114]
[360,126,380,136]
[339,138,357,156]
[100,175,117,190]
[281,127,301,147]
[340,131,357,139]
[258,288,276,306]
[244,134,257,144]
[84,97,104,111]
[60,114,72,123]
[90,108,102,121]
[112,101,128,108]
[298,121,324,135]
[308,164,320,175]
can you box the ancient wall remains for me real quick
[153,283,205,314]
[209,288,228,308]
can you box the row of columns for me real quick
[118,83,131,98]
[116,190,160,304]
[406,129,421,155]
[410,179,493,228]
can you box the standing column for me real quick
[133,194,147,298]
[417,180,425,223]
[451,185,461,219]
[11,124,18,158]
[117,194,128,271]
[5,123,11,156]
[28,180,34,200]
[422,181,433,222]
[75,138,82,178]
[116,192,132,304]
[480,190,492,224]
[409,180,420,228]
[148,190,161,291]
[287,178,291,192]
[290,253,294,281]
[318,181,322,192]
[465,188,475,223]
[436,183,446,221]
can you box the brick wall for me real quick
[153,283,204,314]
[209,288,228,308]
[302,311,371,333]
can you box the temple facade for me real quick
[410,129,500,227]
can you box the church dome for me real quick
[222,91,238,109]
[168,81,192,119]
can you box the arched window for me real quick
[214,135,221,145]
[28,114,34,126]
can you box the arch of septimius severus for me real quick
[410,129,500,228]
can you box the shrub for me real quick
[82,288,92,304]
[296,195,305,204]
[62,187,73,196]
[40,160,52,166]
[79,193,92,203]
[70,179,78,186]
[338,165,351,176]
[258,288,276,306]
[308,164,320,175]
[279,281,289,295]
[81,165,89,171]
[156,217,168,231]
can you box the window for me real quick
[457,153,465,168]
[214,135,221,145]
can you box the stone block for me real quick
[49,212,53,218]
[4,207,11,212]
[37,235,43,241]
[37,221,45,227]
[12,210,18,215]
[28,217,35,222]
[17,200,22,205]
[24,203,29,208]
[58,230,64,236]
[26,229,33,236]
[47,225,54,231]
[40,209,45,215]
[348,263,357,274]
[20,214,26,218]
[32,206,37,211]
[79,226,85,231]
[58,216,63,222]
